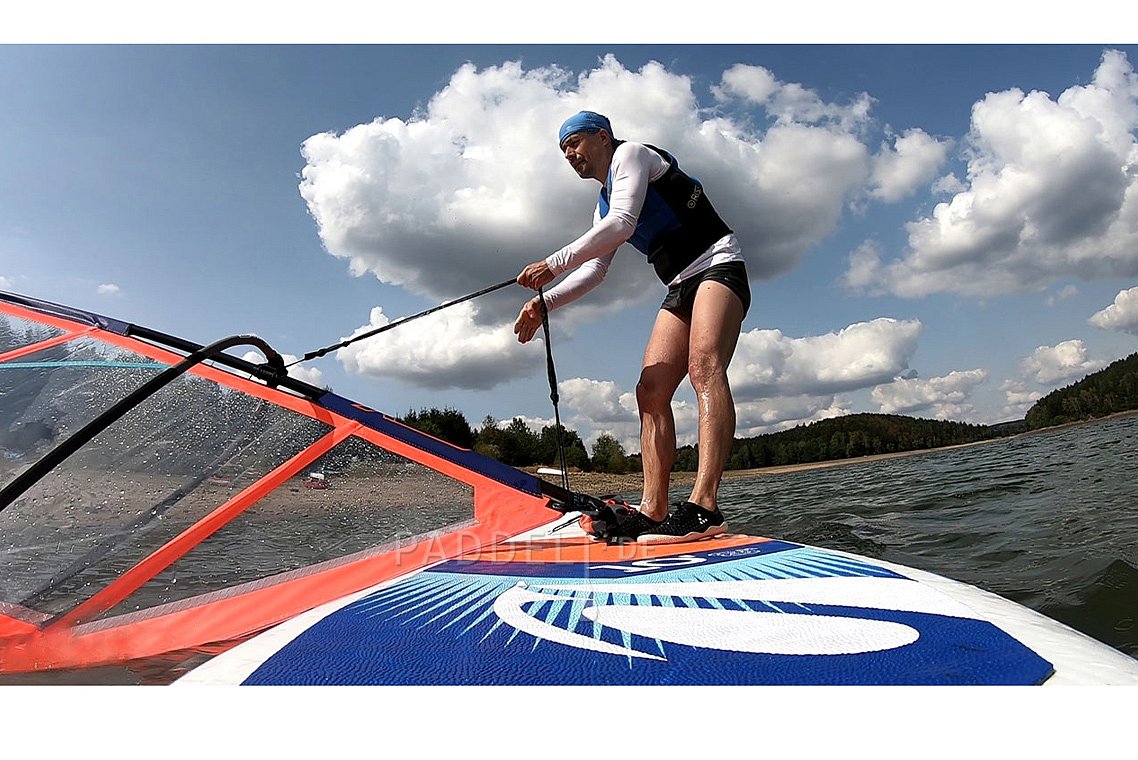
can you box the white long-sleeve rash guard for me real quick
[539,142,741,312]
[538,142,669,311]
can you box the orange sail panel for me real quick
[0,291,554,673]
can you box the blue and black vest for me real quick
[599,144,733,284]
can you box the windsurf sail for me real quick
[0,290,565,674]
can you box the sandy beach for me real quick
[530,438,996,496]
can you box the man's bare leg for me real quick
[636,308,690,521]
[685,281,745,513]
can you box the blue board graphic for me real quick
[243,541,1054,686]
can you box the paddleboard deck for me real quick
[177,517,1138,686]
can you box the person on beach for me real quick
[514,111,750,544]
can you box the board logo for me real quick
[687,184,703,209]
[588,554,705,574]
[494,578,924,659]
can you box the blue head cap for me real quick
[558,111,613,148]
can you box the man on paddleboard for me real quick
[514,111,750,544]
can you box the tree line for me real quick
[402,408,1002,474]
[1025,351,1138,429]
[400,407,634,474]
[696,413,1000,470]
[398,350,1138,475]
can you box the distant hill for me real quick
[669,413,1003,471]
[660,352,1138,473]
[1025,351,1138,429]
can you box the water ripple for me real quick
[710,414,1138,657]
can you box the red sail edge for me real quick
[0,291,554,673]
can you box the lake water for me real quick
[4,413,1137,684]
[717,412,1138,660]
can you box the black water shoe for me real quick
[637,501,727,545]
[597,507,664,543]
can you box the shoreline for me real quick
[533,410,1138,496]
[533,446,962,496]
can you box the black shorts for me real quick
[660,261,751,319]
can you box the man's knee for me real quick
[637,366,680,411]
[687,353,728,393]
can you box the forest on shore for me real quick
[399,351,1138,474]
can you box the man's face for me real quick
[560,130,611,182]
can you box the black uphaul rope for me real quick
[290,277,518,366]
[537,287,571,494]
[289,275,584,507]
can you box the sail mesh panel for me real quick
[0,341,330,615]
[97,433,475,618]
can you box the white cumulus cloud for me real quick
[1000,379,1044,420]
[557,377,642,451]
[728,318,924,399]
[335,302,536,390]
[846,49,1138,299]
[872,369,989,419]
[1089,285,1138,335]
[556,318,923,447]
[867,129,954,203]
[558,377,638,425]
[735,396,852,437]
[553,318,925,447]
[713,63,874,131]
[1019,339,1109,385]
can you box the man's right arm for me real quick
[543,142,658,277]
[537,256,611,311]
[535,144,662,309]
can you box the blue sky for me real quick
[4,14,1138,454]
